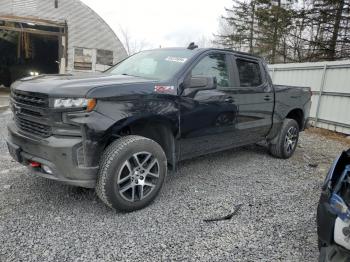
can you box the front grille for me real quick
[11,90,52,137]
[12,91,48,107]
[20,108,43,117]
[15,116,52,138]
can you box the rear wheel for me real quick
[96,135,167,212]
[268,118,299,159]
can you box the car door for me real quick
[178,52,239,160]
[224,55,274,143]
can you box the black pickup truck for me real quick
[7,47,311,211]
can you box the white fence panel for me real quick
[269,60,350,135]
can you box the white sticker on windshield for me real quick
[165,56,188,63]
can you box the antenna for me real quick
[187,42,198,50]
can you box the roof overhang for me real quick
[0,15,65,27]
[0,15,66,36]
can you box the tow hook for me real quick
[29,161,41,168]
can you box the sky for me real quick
[81,0,232,51]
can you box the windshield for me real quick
[107,49,195,80]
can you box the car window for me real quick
[236,59,262,87]
[191,53,230,87]
[107,49,195,80]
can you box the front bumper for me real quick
[317,149,350,255]
[7,122,98,188]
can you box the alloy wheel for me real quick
[117,152,160,202]
[284,126,298,154]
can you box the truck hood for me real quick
[11,73,159,98]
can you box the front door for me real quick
[179,52,238,160]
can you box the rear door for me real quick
[225,55,274,143]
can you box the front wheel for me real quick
[96,135,167,212]
[268,118,299,159]
[318,245,349,262]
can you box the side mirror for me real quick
[186,76,217,90]
[182,76,217,97]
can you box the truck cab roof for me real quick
[141,47,263,60]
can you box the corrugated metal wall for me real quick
[269,60,350,135]
[12,0,37,13]
[0,0,127,72]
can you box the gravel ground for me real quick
[0,109,348,262]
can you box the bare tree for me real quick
[196,35,214,48]
[119,26,131,55]
[119,26,150,55]
[213,14,245,50]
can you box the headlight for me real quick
[53,98,96,111]
[29,71,39,76]
[330,193,350,222]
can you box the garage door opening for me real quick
[0,17,66,87]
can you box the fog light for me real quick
[42,165,53,175]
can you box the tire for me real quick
[96,135,167,212]
[318,245,349,262]
[268,118,299,159]
[319,246,327,262]
[318,237,327,251]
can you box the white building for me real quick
[0,0,127,86]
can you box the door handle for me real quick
[224,97,234,103]
[264,95,271,101]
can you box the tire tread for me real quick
[96,135,148,209]
[268,118,299,159]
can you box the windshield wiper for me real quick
[121,73,141,77]
[120,73,157,80]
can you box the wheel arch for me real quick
[105,115,178,170]
[286,108,304,130]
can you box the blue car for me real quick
[317,149,350,261]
